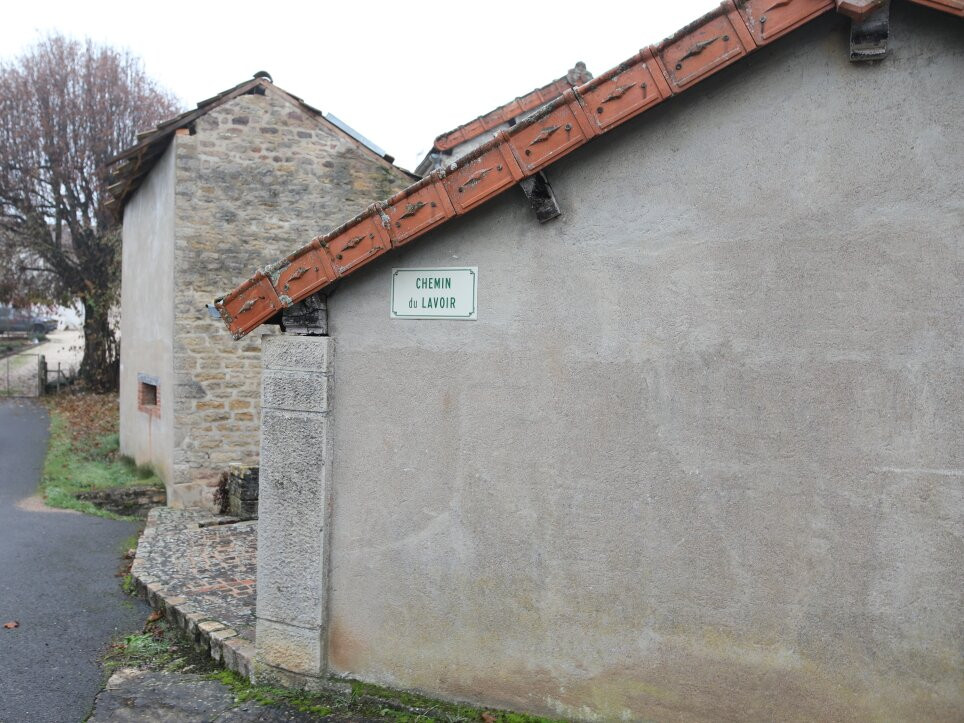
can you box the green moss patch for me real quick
[209,668,563,722]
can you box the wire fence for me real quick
[0,352,44,397]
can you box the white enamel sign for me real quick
[391,267,478,320]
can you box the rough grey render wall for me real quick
[170,86,411,507]
[119,143,175,484]
[255,334,333,686]
[321,7,962,721]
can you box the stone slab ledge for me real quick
[130,507,255,680]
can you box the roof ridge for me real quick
[431,67,589,153]
[215,0,963,340]
[106,75,411,212]
[108,77,265,166]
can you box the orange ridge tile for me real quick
[441,136,525,213]
[640,47,676,99]
[268,237,338,307]
[318,204,393,277]
[504,90,598,175]
[653,2,757,92]
[434,78,575,152]
[216,0,962,339]
[217,271,285,340]
[383,171,457,247]
[574,51,670,132]
[737,0,835,45]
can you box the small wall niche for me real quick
[137,373,160,416]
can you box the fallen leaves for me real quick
[146,610,163,623]
[48,393,119,453]
[3,620,19,629]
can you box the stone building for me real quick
[217,2,962,720]
[108,75,413,507]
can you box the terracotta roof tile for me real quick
[215,0,962,340]
[432,62,593,154]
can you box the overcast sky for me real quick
[1,0,718,171]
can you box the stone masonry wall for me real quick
[170,85,411,507]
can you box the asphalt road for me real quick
[0,400,147,723]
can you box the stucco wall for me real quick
[167,86,411,507]
[323,7,962,720]
[119,143,175,484]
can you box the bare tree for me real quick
[0,35,180,391]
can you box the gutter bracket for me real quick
[519,172,562,223]
[848,0,890,62]
[281,293,328,336]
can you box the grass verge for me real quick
[106,610,560,722]
[39,393,163,519]
[104,611,221,677]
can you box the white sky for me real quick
[1,0,718,172]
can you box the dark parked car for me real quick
[0,306,58,335]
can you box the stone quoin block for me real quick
[261,369,329,413]
[262,332,334,372]
[255,619,325,676]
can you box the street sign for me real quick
[391,267,478,320]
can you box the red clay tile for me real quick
[640,48,676,98]
[271,240,337,304]
[434,77,585,152]
[655,6,755,90]
[216,1,963,339]
[576,52,669,132]
[503,99,524,118]
[726,1,760,48]
[441,140,524,213]
[321,207,392,276]
[460,119,487,144]
[217,272,284,339]
[481,107,506,128]
[738,0,834,44]
[505,91,596,174]
[835,0,885,20]
[384,172,456,247]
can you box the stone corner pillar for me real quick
[254,333,333,687]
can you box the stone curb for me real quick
[129,508,255,680]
